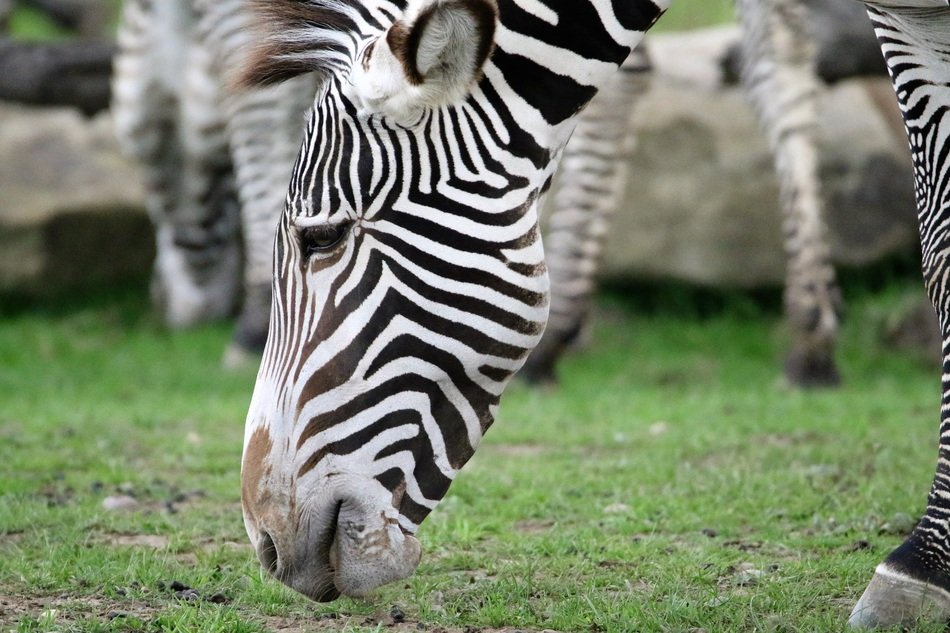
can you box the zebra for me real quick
[232,0,950,627]
[524,0,845,388]
[236,0,666,602]
[112,0,315,364]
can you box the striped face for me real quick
[239,0,554,601]
[238,0,665,602]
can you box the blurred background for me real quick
[0,0,921,309]
[2,3,945,631]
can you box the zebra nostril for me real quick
[258,530,279,574]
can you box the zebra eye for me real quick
[299,223,350,257]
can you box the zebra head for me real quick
[238,0,663,602]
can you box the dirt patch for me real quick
[107,534,169,548]
[194,537,254,553]
[513,519,555,534]
[483,444,548,458]
[0,593,153,625]
[260,613,562,633]
[0,592,564,632]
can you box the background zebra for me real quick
[112,0,314,364]
[525,0,882,388]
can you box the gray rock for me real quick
[802,0,886,82]
[0,103,152,295]
[548,28,916,288]
[101,495,139,511]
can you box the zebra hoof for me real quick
[849,564,950,629]
[783,346,841,389]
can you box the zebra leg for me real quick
[113,0,241,328]
[850,4,950,628]
[520,48,652,384]
[221,76,316,366]
[736,0,842,388]
[192,0,316,365]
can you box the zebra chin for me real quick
[246,472,423,601]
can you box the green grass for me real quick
[0,279,944,632]
[7,5,73,41]
[655,0,735,32]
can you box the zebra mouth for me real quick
[324,490,423,599]
[314,500,345,602]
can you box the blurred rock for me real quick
[0,39,115,116]
[102,495,139,511]
[884,295,941,363]
[0,103,152,295]
[802,0,886,82]
[546,26,916,288]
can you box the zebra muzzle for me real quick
[326,494,422,597]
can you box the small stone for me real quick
[879,512,915,536]
[175,589,200,601]
[390,606,405,623]
[102,495,138,511]
[851,539,871,551]
[705,595,729,608]
[701,528,718,538]
[734,567,765,586]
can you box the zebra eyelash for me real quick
[298,222,352,258]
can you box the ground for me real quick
[0,278,946,632]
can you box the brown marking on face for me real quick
[241,426,274,522]
[387,20,424,85]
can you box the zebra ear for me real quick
[350,0,498,119]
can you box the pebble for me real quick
[101,495,138,511]
[175,589,201,601]
[390,606,405,623]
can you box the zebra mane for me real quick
[238,0,366,88]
